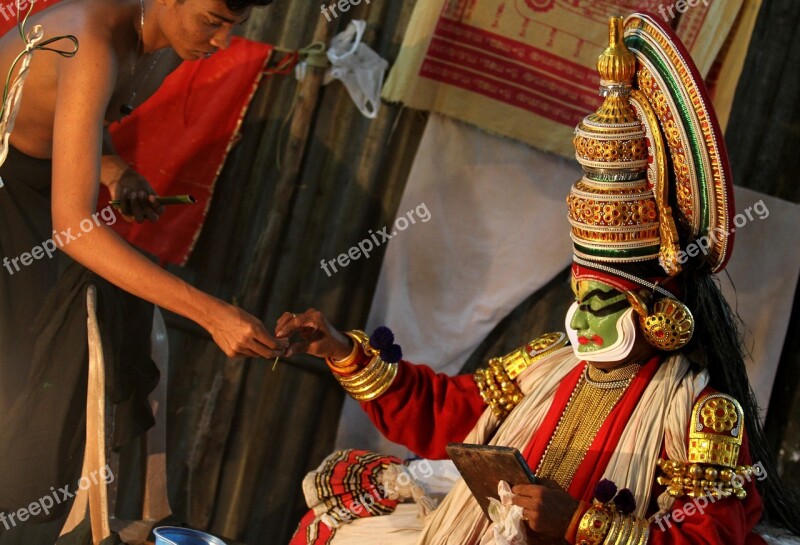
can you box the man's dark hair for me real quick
[226,0,272,13]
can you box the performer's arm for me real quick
[567,421,765,545]
[50,34,285,359]
[646,430,764,545]
[359,360,486,459]
[274,310,487,459]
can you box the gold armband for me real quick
[656,459,757,500]
[474,358,522,419]
[657,392,755,500]
[576,479,649,545]
[576,503,614,545]
[474,332,567,419]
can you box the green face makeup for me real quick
[569,279,631,354]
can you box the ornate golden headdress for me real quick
[569,14,735,277]
[568,14,737,350]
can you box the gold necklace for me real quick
[535,363,639,488]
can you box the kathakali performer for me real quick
[279,13,800,545]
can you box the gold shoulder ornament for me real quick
[657,392,761,500]
[474,332,568,419]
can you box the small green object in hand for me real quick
[109,194,197,207]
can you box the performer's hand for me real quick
[109,167,165,223]
[511,482,578,539]
[274,309,351,359]
[207,303,288,359]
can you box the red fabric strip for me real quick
[569,356,660,501]
[520,360,587,466]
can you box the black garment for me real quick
[0,146,159,544]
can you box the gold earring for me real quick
[642,299,695,351]
[626,291,694,351]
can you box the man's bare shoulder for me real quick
[1,0,124,51]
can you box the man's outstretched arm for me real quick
[50,31,284,359]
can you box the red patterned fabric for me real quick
[101,37,273,265]
[290,449,402,545]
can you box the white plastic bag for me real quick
[323,20,388,119]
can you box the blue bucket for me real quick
[153,527,228,545]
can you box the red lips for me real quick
[578,335,604,346]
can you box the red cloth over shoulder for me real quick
[102,37,273,265]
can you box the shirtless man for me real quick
[0,0,281,537]
[0,0,282,368]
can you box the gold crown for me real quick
[568,17,662,265]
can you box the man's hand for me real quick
[109,167,165,223]
[511,482,579,539]
[206,303,288,359]
[275,309,351,359]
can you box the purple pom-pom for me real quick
[614,489,636,515]
[370,326,395,351]
[381,344,403,364]
[595,479,617,504]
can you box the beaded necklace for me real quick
[535,362,640,488]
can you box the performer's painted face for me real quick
[566,278,637,362]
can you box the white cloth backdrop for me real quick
[334,114,800,457]
[335,114,579,456]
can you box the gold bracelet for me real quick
[634,517,650,545]
[602,514,649,545]
[344,360,395,394]
[349,360,398,402]
[326,330,372,374]
[337,357,381,386]
[611,514,633,545]
[576,502,613,545]
[336,354,398,402]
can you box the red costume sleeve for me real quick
[359,361,487,459]
[648,430,766,545]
